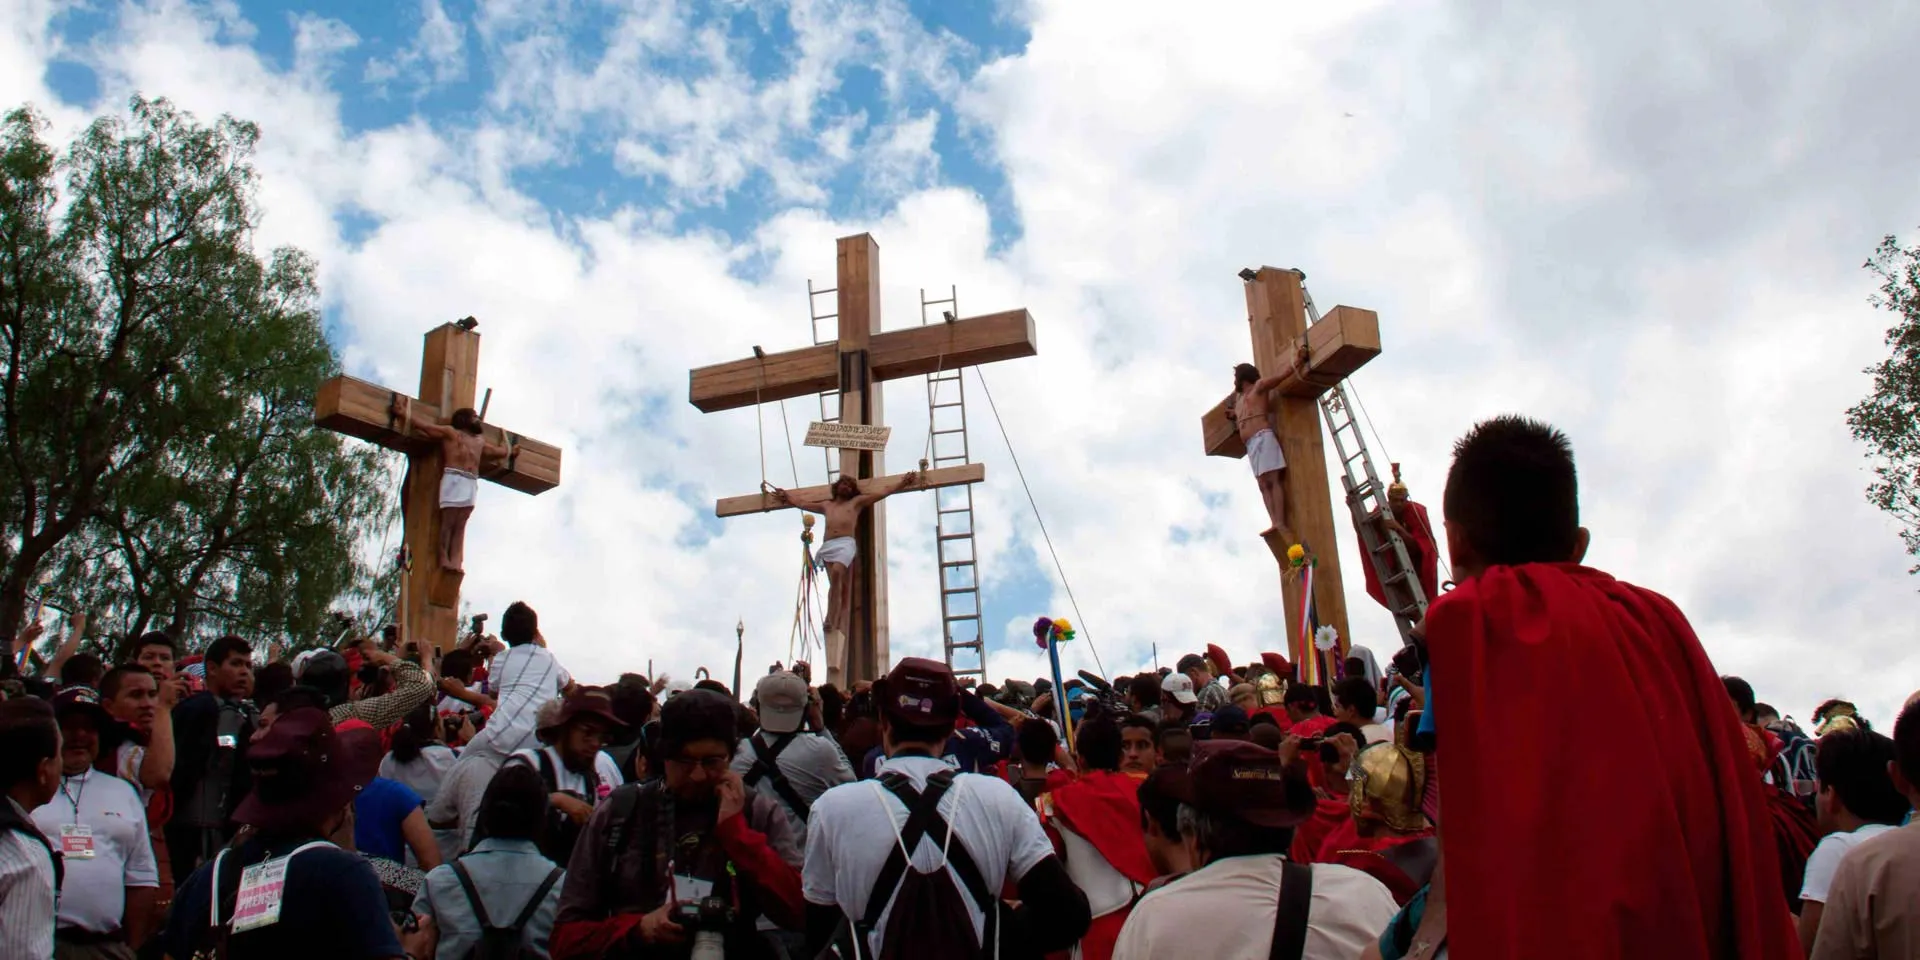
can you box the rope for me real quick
[754,362,769,493]
[1345,373,1452,583]
[972,367,1106,677]
[922,326,953,468]
[777,399,801,488]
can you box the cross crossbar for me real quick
[315,374,562,494]
[1199,304,1380,459]
[714,463,985,518]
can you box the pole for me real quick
[478,387,493,421]
[733,618,745,701]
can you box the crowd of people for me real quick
[1,415,1917,960]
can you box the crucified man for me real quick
[1226,347,1308,545]
[392,396,508,573]
[772,471,919,680]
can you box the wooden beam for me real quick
[713,463,986,518]
[314,374,563,494]
[685,309,1037,413]
[1200,303,1382,458]
[840,234,888,684]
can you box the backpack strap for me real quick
[451,860,495,930]
[532,749,560,794]
[856,769,996,933]
[600,782,646,895]
[1269,859,1314,960]
[746,733,813,822]
[510,867,564,930]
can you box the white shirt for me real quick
[1112,855,1397,960]
[731,731,856,833]
[0,797,57,959]
[31,769,159,933]
[803,755,1054,955]
[1359,723,1393,745]
[114,741,155,804]
[1802,822,1900,903]
[462,646,571,762]
[508,747,618,804]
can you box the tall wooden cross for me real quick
[314,322,563,653]
[1198,267,1381,673]
[689,234,1037,685]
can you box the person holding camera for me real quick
[733,670,852,834]
[550,689,804,959]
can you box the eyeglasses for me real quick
[667,755,730,773]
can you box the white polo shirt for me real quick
[31,769,159,934]
[1112,854,1397,960]
[803,754,1054,955]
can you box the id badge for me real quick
[231,856,292,933]
[58,824,95,859]
[672,874,714,902]
[217,734,238,749]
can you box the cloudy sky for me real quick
[7,0,1919,726]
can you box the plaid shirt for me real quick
[330,659,433,730]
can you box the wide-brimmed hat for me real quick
[537,688,630,737]
[233,707,380,832]
[1166,740,1315,829]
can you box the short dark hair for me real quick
[1722,676,1756,718]
[1138,767,1185,839]
[1234,363,1260,387]
[439,649,477,683]
[1755,703,1780,723]
[1121,713,1158,737]
[608,673,657,732]
[1176,654,1208,675]
[1157,725,1193,765]
[273,686,330,714]
[450,408,483,435]
[1894,698,1920,788]
[0,698,59,786]
[477,761,549,842]
[659,689,740,758]
[206,635,253,668]
[1016,717,1059,765]
[130,631,175,661]
[1815,728,1909,825]
[1128,672,1160,706]
[501,602,537,647]
[1284,683,1323,709]
[1181,803,1294,859]
[1442,415,1580,566]
[1074,717,1122,772]
[252,662,295,708]
[99,664,153,701]
[60,653,106,689]
[1333,677,1378,719]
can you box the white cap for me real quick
[1162,672,1199,704]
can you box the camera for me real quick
[671,896,734,960]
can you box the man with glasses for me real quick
[502,689,628,866]
[551,689,804,959]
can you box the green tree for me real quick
[0,97,391,669]
[1848,233,1920,574]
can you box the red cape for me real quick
[1429,564,1798,960]
[1289,795,1350,863]
[1050,771,1157,887]
[1360,499,1441,610]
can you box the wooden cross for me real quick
[689,233,1037,684]
[314,322,563,653]
[1198,268,1381,673]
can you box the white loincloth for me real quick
[815,535,857,568]
[1247,428,1287,477]
[440,468,478,508]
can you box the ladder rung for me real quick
[943,587,976,596]
[946,614,979,621]
[938,533,971,542]
[938,507,970,515]
[1384,571,1411,585]
[941,560,972,568]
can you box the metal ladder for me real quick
[1299,276,1429,644]
[806,279,840,484]
[921,286,986,682]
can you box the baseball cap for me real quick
[1211,703,1251,736]
[1168,739,1315,828]
[1162,672,1199,705]
[234,707,380,832]
[755,671,810,734]
[875,657,960,726]
[51,686,112,725]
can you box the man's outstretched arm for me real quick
[771,488,828,514]
[854,472,920,509]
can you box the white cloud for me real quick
[3,0,1919,732]
[365,0,467,92]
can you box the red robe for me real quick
[1360,499,1441,609]
[1429,564,1798,960]
[1288,795,1351,864]
[1323,829,1435,905]
[1047,771,1156,960]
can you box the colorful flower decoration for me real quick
[1314,625,1339,651]
[1287,543,1306,567]
[1032,616,1076,648]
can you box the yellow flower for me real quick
[1054,618,1072,634]
[1286,544,1305,563]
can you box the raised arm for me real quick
[392,395,456,442]
[854,471,921,509]
[771,487,828,514]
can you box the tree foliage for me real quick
[0,97,392,668]
[1847,233,1920,574]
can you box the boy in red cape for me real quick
[1039,718,1154,960]
[1428,415,1797,959]
[1358,463,1441,610]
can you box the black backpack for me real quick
[449,860,562,960]
[823,769,999,960]
[506,750,596,867]
[743,732,813,822]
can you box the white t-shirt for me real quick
[803,755,1054,955]
[1801,823,1900,903]
[31,769,159,934]
[462,646,571,762]
[508,747,620,805]
[1359,723,1392,745]
[1112,855,1397,960]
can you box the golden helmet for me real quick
[1350,741,1430,833]
[1254,670,1286,707]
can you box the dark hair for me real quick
[1816,728,1908,825]
[1128,671,1161,708]
[1815,699,1868,731]
[1176,654,1207,675]
[819,685,847,733]
[1722,676,1756,719]
[1016,717,1059,765]
[1894,698,1920,789]
[206,635,253,669]
[1233,363,1260,387]
[252,662,295,708]
[1157,726,1193,765]
[1138,767,1185,839]
[130,631,175,661]
[439,649,477,683]
[659,690,740,758]
[0,698,60,786]
[1250,724,1284,749]
[60,652,105,689]
[501,602,537,647]
[832,475,860,498]
[1333,677,1378,720]
[477,762,549,842]
[1121,713,1158,737]
[1182,804,1295,859]
[389,701,438,765]
[608,674,657,735]
[694,678,732,697]
[1755,703,1780,723]
[99,664,153,701]
[450,407,483,435]
[1443,415,1580,566]
[1284,683,1323,709]
[273,686,330,714]
[1074,717,1123,772]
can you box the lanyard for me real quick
[60,772,88,825]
